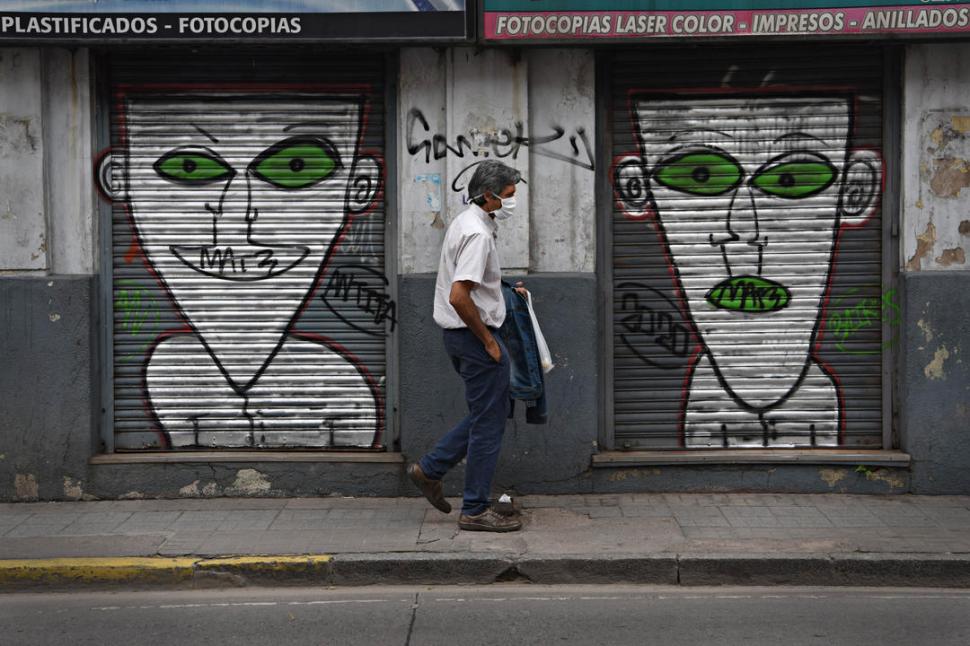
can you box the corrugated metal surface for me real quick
[609,46,886,449]
[108,50,388,450]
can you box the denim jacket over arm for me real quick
[498,281,548,424]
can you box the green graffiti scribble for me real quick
[829,287,900,355]
[115,279,160,361]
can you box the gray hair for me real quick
[468,160,521,205]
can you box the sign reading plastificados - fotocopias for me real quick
[483,0,970,41]
[0,0,467,41]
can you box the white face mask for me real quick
[493,195,517,221]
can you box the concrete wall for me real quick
[902,43,970,272]
[899,43,970,493]
[0,277,96,500]
[0,48,99,501]
[398,47,595,274]
[1,43,965,499]
[0,48,95,274]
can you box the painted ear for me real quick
[346,154,382,214]
[838,149,881,227]
[612,155,653,221]
[95,152,125,202]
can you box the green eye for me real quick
[752,158,837,199]
[154,150,234,185]
[251,138,340,190]
[654,151,742,196]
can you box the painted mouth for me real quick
[705,275,791,314]
[170,244,310,282]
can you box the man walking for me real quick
[408,160,522,532]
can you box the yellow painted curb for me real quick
[0,557,196,585]
[0,555,333,586]
[196,555,332,578]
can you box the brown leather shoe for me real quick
[458,509,523,532]
[407,463,451,514]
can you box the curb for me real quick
[2,553,970,589]
[0,556,332,588]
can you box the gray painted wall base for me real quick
[590,464,908,495]
[398,274,600,496]
[900,272,970,494]
[86,463,410,499]
[0,276,96,501]
[0,271,962,500]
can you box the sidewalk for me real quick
[2,493,970,588]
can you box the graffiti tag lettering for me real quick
[829,287,900,354]
[406,108,595,172]
[321,264,397,336]
[618,282,692,370]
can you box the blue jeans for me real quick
[419,328,510,516]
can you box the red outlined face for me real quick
[618,95,879,411]
[99,86,386,450]
[118,91,372,390]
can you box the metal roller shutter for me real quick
[608,46,888,449]
[105,50,389,450]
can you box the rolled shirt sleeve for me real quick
[452,232,491,285]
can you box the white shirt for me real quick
[433,203,507,329]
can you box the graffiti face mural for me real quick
[101,89,383,448]
[615,94,880,447]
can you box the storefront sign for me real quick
[0,0,467,41]
[483,0,970,41]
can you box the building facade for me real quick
[1,1,968,500]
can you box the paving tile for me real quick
[0,513,33,535]
[0,535,166,559]
[721,514,784,529]
[573,506,622,519]
[18,512,83,525]
[6,524,74,538]
[730,527,792,539]
[169,510,232,530]
[619,504,672,518]
[216,510,280,530]
[56,512,134,535]
[680,526,738,539]
[113,511,185,534]
[670,506,731,528]
[0,512,35,524]
[157,531,215,555]
[268,510,333,530]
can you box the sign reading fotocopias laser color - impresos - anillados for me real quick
[483,0,970,41]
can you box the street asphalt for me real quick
[4,585,970,645]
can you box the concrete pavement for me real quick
[2,492,970,588]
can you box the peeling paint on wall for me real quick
[62,476,84,500]
[14,473,38,500]
[861,468,906,490]
[179,480,220,497]
[935,246,966,266]
[228,468,272,495]
[916,318,935,344]
[908,108,970,271]
[951,115,970,134]
[924,345,951,380]
[929,157,970,198]
[606,468,662,482]
[905,220,936,271]
[818,468,847,488]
